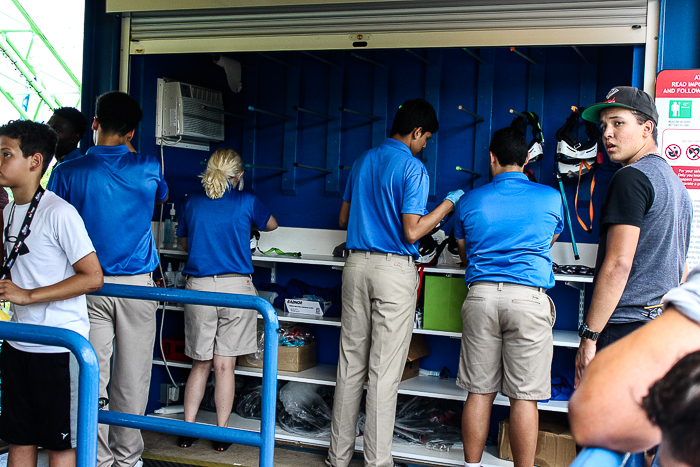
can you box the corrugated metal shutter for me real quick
[121,0,649,54]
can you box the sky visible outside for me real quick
[0,0,84,124]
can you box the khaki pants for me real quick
[89,274,158,467]
[329,251,418,467]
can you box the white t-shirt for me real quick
[3,190,95,353]
[664,265,700,326]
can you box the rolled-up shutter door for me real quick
[108,0,649,54]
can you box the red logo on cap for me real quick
[605,98,616,103]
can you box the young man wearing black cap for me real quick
[574,86,692,387]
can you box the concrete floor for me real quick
[142,430,365,467]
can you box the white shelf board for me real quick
[253,253,346,268]
[158,248,188,258]
[149,410,511,467]
[160,249,594,284]
[553,329,580,348]
[153,360,568,412]
[159,305,579,347]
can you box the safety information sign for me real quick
[657,69,700,267]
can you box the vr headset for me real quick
[510,111,544,163]
[555,106,602,177]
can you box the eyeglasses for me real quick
[552,263,594,276]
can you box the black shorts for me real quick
[0,341,78,450]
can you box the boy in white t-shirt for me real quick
[0,120,103,467]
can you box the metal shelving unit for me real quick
[157,235,591,467]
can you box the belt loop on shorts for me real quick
[365,251,370,259]
[387,253,393,261]
[497,282,503,291]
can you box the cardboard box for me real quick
[284,298,332,316]
[423,276,467,332]
[498,414,577,467]
[367,334,430,382]
[238,342,317,372]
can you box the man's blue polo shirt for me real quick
[47,147,82,187]
[48,144,168,275]
[343,138,429,260]
[454,172,564,289]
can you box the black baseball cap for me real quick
[581,86,658,125]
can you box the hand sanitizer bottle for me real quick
[164,263,176,288]
[163,203,175,247]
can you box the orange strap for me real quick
[574,161,595,233]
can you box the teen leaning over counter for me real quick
[175,148,278,452]
[328,99,464,467]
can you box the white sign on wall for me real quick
[656,69,700,268]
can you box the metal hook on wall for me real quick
[456,166,482,179]
[244,164,289,173]
[247,106,292,121]
[510,47,538,65]
[293,162,335,174]
[458,105,485,122]
[338,107,381,121]
[293,106,336,121]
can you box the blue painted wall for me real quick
[128,45,634,415]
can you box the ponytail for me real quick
[199,148,244,199]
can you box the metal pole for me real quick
[0,323,99,467]
[10,0,81,90]
[91,284,279,467]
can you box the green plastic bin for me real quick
[423,275,468,332]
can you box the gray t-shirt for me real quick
[595,154,692,324]
[664,265,700,325]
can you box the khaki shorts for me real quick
[456,281,556,400]
[184,274,258,360]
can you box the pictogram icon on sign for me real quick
[688,145,700,161]
[666,144,682,160]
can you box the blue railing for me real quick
[570,449,646,467]
[0,321,99,467]
[91,283,279,467]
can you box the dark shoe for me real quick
[178,435,199,448]
[213,440,232,452]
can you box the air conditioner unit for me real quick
[155,78,225,151]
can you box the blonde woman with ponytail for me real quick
[175,148,277,451]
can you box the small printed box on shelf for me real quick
[161,337,191,363]
[238,342,317,372]
[498,414,576,467]
[284,298,332,316]
[423,276,468,332]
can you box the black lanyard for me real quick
[1,186,45,280]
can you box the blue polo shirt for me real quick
[177,189,271,276]
[48,144,168,275]
[343,138,429,260]
[47,147,83,188]
[454,172,564,289]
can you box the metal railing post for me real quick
[90,283,279,467]
[0,322,99,467]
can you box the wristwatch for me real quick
[578,323,600,341]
